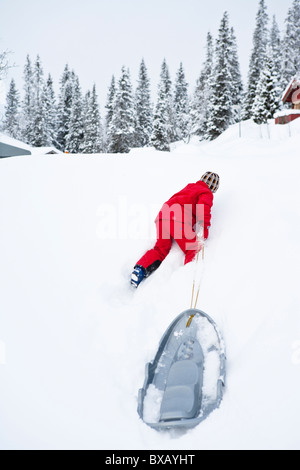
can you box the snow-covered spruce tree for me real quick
[30,55,47,147]
[104,75,116,151]
[150,59,173,151]
[134,58,152,147]
[243,0,269,120]
[57,64,73,151]
[82,84,103,153]
[105,76,116,130]
[21,54,34,144]
[41,74,57,147]
[229,27,243,123]
[282,0,300,85]
[82,91,91,152]
[205,12,233,141]
[173,62,189,141]
[107,66,135,154]
[252,51,280,124]
[65,74,84,153]
[190,32,214,139]
[83,90,90,119]
[2,79,21,139]
[269,16,283,90]
[268,16,284,108]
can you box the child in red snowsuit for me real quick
[131,172,220,287]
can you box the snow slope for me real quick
[0,119,300,450]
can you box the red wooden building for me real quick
[275,77,300,125]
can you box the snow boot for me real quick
[131,265,146,288]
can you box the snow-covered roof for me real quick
[31,146,62,155]
[0,134,62,156]
[0,133,32,152]
[274,109,300,118]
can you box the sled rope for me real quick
[190,239,204,309]
[194,243,204,308]
[187,234,205,328]
[190,239,201,308]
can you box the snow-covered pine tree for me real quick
[134,58,152,147]
[252,50,280,125]
[269,16,283,90]
[57,64,73,151]
[104,75,116,151]
[82,84,103,153]
[105,75,116,129]
[2,78,21,139]
[190,32,214,139]
[150,59,173,151]
[269,16,284,108]
[65,74,84,153]
[82,91,91,153]
[242,0,269,120]
[21,54,34,144]
[205,12,233,141]
[30,55,46,147]
[173,62,189,141]
[90,84,103,153]
[41,74,57,147]
[282,0,300,85]
[107,66,135,153]
[229,27,243,123]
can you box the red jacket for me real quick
[155,180,213,239]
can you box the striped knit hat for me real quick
[201,172,220,193]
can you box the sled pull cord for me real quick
[188,235,205,327]
[190,237,205,308]
[194,243,204,309]
[190,239,201,309]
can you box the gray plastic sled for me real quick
[137,308,226,430]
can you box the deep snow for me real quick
[0,119,300,450]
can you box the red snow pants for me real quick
[136,218,199,274]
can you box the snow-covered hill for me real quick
[0,119,300,450]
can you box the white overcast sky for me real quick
[0,0,291,110]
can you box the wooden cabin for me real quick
[275,77,300,125]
